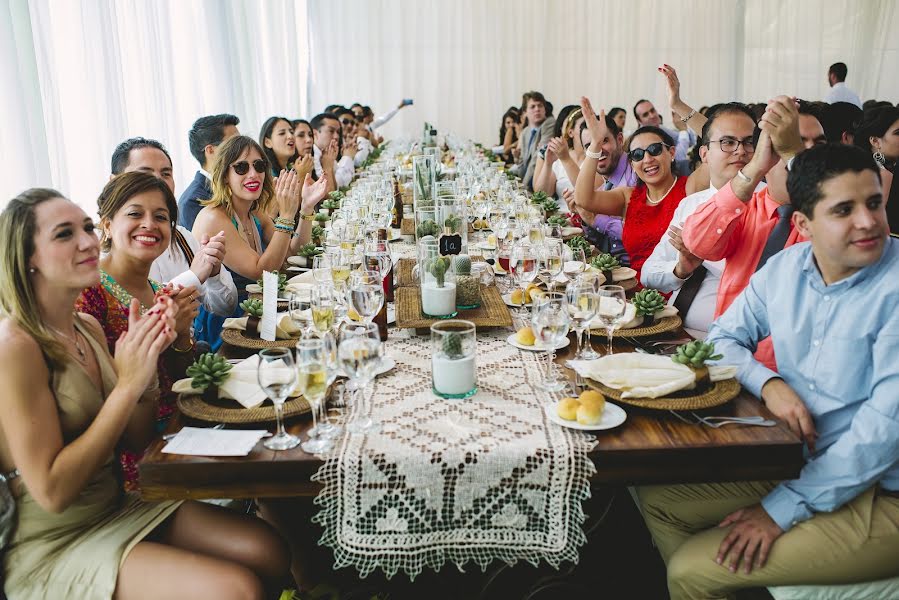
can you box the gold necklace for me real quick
[48,318,86,364]
[646,176,678,206]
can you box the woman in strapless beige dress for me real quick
[0,189,290,600]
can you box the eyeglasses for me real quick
[340,119,356,126]
[231,159,267,176]
[627,142,669,162]
[706,138,756,153]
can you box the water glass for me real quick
[347,270,384,324]
[597,285,627,355]
[338,322,382,433]
[531,293,570,392]
[257,348,300,450]
[295,339,333,455]
[565,280,600,360]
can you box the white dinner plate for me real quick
[338,356,396,379]
[544,401,627,431]
[506,334,571,352]
[502,292,532,308]
[287,255,318,267]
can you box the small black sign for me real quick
[439,234,463,256]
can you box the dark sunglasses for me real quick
[231,159,267,176]
[627,142,670,162]
[340,119,356,126]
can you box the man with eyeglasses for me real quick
[682,98,827,375]
[336,108,371,168]
[642,103,761,338]
[311,112,354,190]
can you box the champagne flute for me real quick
[257,348,300,450]
[597,285,627,355]
[347,270,384,325]
[295,339,333,455]
[565,280,600,360]
[316,331,343,439]
[338,322,382,434]
[531,292,570,392]
[311,284,337,337]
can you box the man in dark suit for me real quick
[178,113,240,229]
[516,91,555,191]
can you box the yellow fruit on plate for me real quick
[556,398,580,421]
[511,289,526,305]
[525,283,541,301]
[348,308,361,321]
[515,326,536,346]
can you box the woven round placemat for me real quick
[585,377,741,411]
[221,328,299,349]
[589,315,682,338]
[177,393,311,424]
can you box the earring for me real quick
[28,268,36,273]
[873,150,886,168]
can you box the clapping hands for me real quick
[190,230,226,282]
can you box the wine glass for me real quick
[288,290,313,339]
[315,331,343,439]
[564,248,587,282]
[596,285,627,355]
[338,322,382,434]
[510,241,537,315]
[546,223,563,241]
[257,348,300,450]
[312,254,333,284]
[330,252,352,290]
[541,240,564,292]
[531,292,570,392]
[347,270,384,325]
[565,280,600,360]
[295,339,333,455]
[311,284,337,337]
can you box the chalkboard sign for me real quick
[439,234,463,256]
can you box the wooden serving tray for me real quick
[395,258,417,287]
[395,285,512,330]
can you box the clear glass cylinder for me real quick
[413,155,436,209]
[418,238,457,319]
[430,319,477,399]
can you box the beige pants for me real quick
[634,482,899,600]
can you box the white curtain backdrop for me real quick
[308,0,899,145]
[0,0,309,213]
[3,0,899,210]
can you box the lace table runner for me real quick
[313,331,597,578]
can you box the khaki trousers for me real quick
[634,482,899,600]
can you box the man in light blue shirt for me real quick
[636,143,899,599]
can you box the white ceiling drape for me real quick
[3,0,898,211]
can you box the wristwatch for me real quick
[300,211,316,222]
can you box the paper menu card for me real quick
[162,427,269,456]
[260,270,278,341]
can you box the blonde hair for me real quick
[562,108,584,149]
[0,189,70,370]
[204,135,275,217]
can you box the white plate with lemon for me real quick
[546,390,627,431]
[507,330,570,351]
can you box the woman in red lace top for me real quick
[574,97,707,281]
[76,172,198,490]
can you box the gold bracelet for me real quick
[300,211,316,222]
[171,337,194,353]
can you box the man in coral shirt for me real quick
[682,97,827,371]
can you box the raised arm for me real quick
[659,64,708,134]
[289,174,329,251]
[574,97,630,217]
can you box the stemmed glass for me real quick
[565,280,600,360]
[295,339,333,455]
[564,248,587,282]
[531,292,570,392]
[540,240,564,292]
[510,241,537,315]
[310,284,337,337]
[347,270,384,325]
[312,254,333,285]
[338,322,382,434]
[257,348,300,450]
[288,291,313,339]
[330,251,352,290]
[596,285,627,355]
[316,331,343,439]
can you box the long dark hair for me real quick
[259,116,298,174]
[499,107,520,145]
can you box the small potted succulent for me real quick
[671,340,723,388]
[311,224,325,247]
[430,321,478,399]
[256,272,288,295]
[443,213,462,235]
[239,298,263,336]
[453,254,480,309]
[632,288,667,326]
[547,214,569,228]
[186,352,233,401]
[591,253,621,283]
[420,254,456,318]
[314,212,330,226]
[416,219,439,239]
[293,243,322,268]
[321,192,342,215]
[566,235,592,257]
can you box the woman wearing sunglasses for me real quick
[574,96,706,282]
[191,135,328,347]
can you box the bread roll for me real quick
[577,402,604,425]
[579,390,606,411]
[556,397,580,421]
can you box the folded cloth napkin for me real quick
[288,272,315,285]
[172,355,302,408]
[569,354,737,399]
[586,265,638,282]
[588,301,678,330]
[223,312,304,339]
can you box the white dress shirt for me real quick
[371,106,400,130]
[313,144,354,188]
[149,226,238,317]
[824,82,862,109]
[354,136,372,167]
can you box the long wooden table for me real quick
[139,334,804,501]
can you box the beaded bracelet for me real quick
[274,224,294,235]
[274,217,296,229]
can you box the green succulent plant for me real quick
[442,332,464,359]
[240,298,263,318]
[426,256,451,287]
[452,254,472,275]
[547,215,569,227]
[671,340,723,368]
[311,225,325,243]
[417,219,439,238]
[530,191,549,204]
[297,243,323,258]
[566,235,592,255]
[443,213,462,233]
[591,253,621,272]
[322,198,340,209]
[632,288,666,317]
[314,212,329,222]
[256,272,288,292]
[186,353,233,391]
[328,190,345,202]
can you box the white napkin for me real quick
[288,272,315,285]
[585,265,638,282]
[172,354,302,409]
[588,301,679,330]
[223,312,303,339]
[569,354,737,399]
